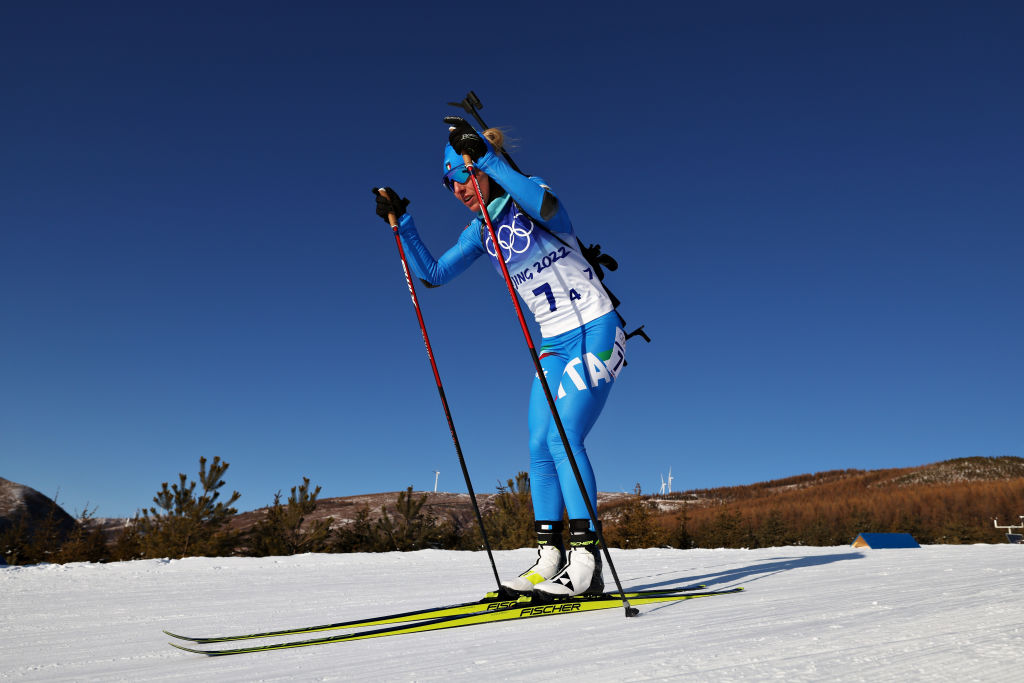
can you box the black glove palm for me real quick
[444,115,488,161]
[371,187,410,225]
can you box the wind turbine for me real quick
[659,474,666,496]
[667,467,673,494]
[433,470,440,493]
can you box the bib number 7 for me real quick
[532,283,582,313]
[532,283,557,312]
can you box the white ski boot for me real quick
[534,519,604,598]
[500,521,565,594]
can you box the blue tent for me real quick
[851,532,920,549]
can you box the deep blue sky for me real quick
[2,2,1021,518]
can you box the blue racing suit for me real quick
[396,149,626,524]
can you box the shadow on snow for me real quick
[630,550,865,591]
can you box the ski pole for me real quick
[458,159,639,618]
[447,91,523,174]
[448,90,649,345]
[377,189,503,593]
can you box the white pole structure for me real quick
[993,516,1024,543]
[433,470,440,493]
[667,467,673,494]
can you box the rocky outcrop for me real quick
[0,477,78,542]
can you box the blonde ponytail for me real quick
[483,128,506,155]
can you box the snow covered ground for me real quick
[3,545,1022,681]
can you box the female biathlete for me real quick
[373,117,626,598]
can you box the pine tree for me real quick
[136,456,241,558]
[480,472,535,549]
[0,514,32,565]
[332,506,384,552]
[109,517,144,561]
[706,508,753,548]
[672,504,695,549]
[1,494,77,565]
[248,478,333,556]
[755,509,794,548]
[607,484,665,548]
[52,506,109,563]
[376,486,453,551]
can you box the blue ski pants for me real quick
[528,311,625,526]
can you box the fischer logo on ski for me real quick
[518,602,582,617]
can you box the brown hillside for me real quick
[84,456,1023,548]
[0,477,78,541]
[602,456,1024,548]
[226,490,633,535]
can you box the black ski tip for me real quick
[169,642,206,655]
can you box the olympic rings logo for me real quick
[486,209,535,262]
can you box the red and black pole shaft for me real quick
[378,189,503,593]
[460,159,638,617]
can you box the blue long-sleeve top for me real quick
[396,150,614,337]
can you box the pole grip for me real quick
[377,188,399,228]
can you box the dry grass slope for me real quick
[600,456,1024,548]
